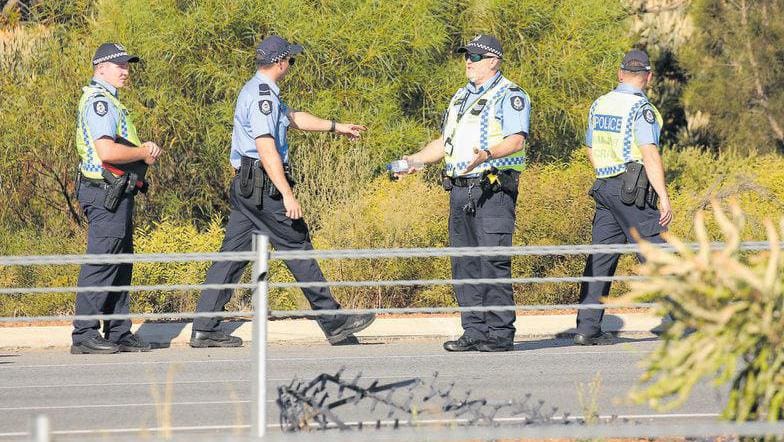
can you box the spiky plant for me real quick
[625,201,784,421]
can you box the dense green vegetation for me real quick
[1,0,783,317]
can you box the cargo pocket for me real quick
[482,216,515,234]
[588,180,604,199]
[271,210,308,243]
[637,217,664,238]
[92,220,128,238]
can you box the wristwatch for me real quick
[329,120,336,132]
[483,149,493,160]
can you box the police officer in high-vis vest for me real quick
[397,35,530,352]
[191,35,375,348]
[574,49,672,345]
[71,43,162,354]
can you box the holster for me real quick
[441,171,453,191]
[620,162,657,209]
[253,166,265,206]
[238,156,256,198]
[238,155,295,205]
[480,167,519,194]
[101,169,133,212]
[263,164,295,199]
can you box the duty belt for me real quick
[79,175,109,189]
[449,176,483,187]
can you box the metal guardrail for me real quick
[1,237,780,439]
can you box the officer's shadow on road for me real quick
[136,320,247,349]
[513,314,660,352]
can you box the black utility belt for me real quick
[77,171,148,212]
[80,176,109,189]
[442,168,519,194]
[236,155,295,207]
[448,176,483,187]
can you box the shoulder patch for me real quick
[259,84,271,96]
[93,100,109,117]
[259,99,272,115]
[510,95,525,111]
[642,108,656,124]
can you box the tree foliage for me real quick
[0,0,631,234]
[679,0,784,154]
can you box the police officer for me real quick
[191,35,375,348]
[71,43,162,354]
[574,49,672,345]
[397,35,530,352]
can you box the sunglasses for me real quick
[287,57,296,65]
[464,53,498,62]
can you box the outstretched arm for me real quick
[288,110,367,139]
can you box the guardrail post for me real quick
[31,414,50,442]
[251,234,270,439]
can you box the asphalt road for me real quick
[0,336,725,441]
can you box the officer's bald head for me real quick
[619,62,652,88]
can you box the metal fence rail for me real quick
[1,240,778,266]
[1,236,779,439]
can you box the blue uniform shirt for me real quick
[230,72,291,169]
[83,78,121,142]
[442,71,531,138]
[585,83,660,148]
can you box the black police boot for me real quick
[115,333,152,352]
[323,313,375,345]
[573,331,615,346]
[70,336,120,355]
[443,334,483,352]
[190,330,243,348]
[477,337,514,352]
[331,335,361,346]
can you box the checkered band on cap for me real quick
[93,51,130,65]
[92,43,138,65]
[257,48,291,63]
[464,42,502,58]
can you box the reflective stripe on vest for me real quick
[588,91,662,178]
[75,85,141,179]
[443,76,527,177]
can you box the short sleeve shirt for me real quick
[585,83,660,148]
[442,72,530,138]
[83,78,121,142]
[230,72,291,169]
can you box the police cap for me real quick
[620,49,651,72]
[255,35,303,64]
[455,34,503,59]
[92,42,140,66]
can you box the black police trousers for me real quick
[448,180,518,342]
[577,176,666,336]
[72,182,134,345]
[193,175,342,332]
